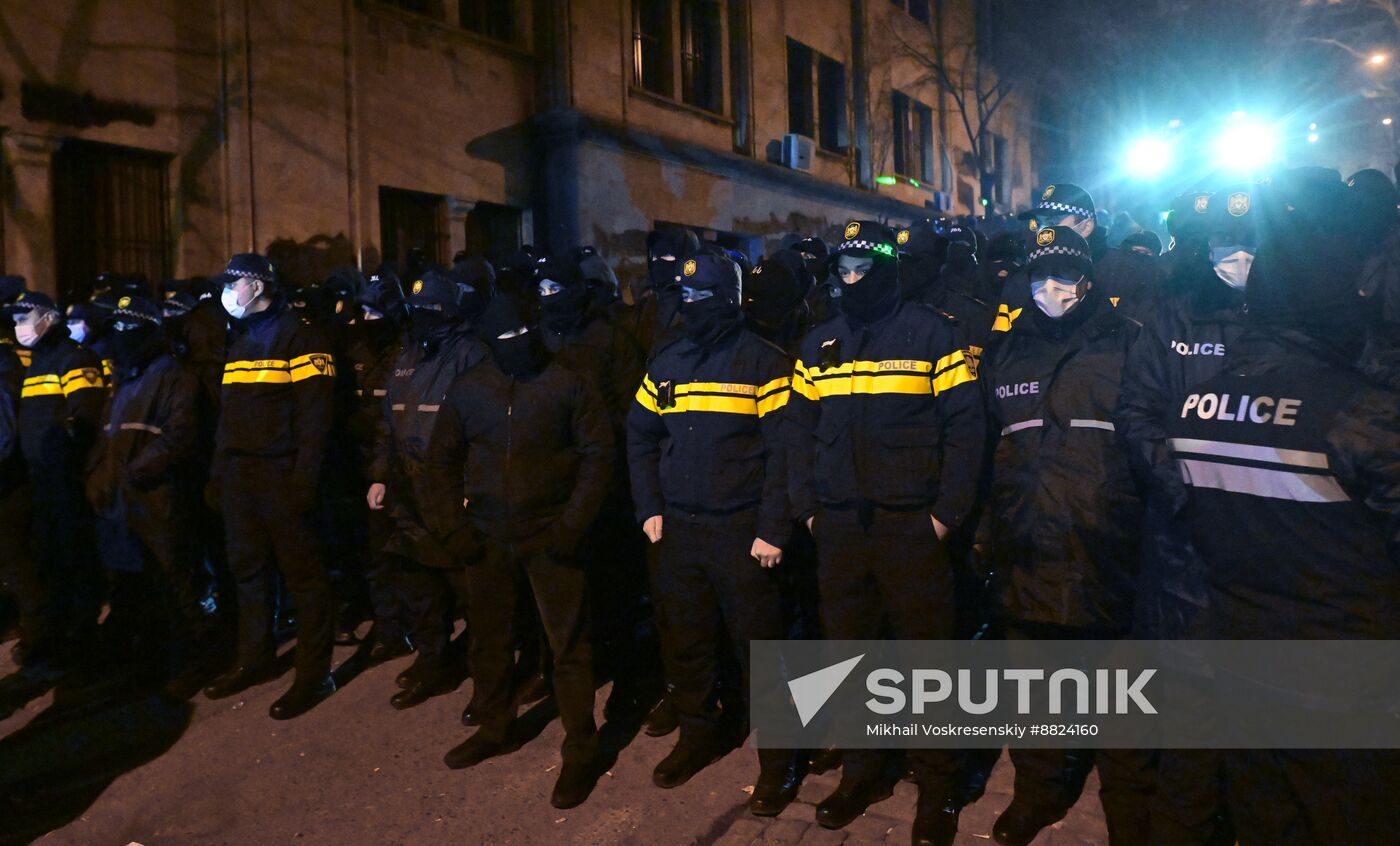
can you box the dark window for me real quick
[388,0,444,19]
[787,39,814,138]
[679,0,723,112]
[817,55,848,153]
[463,202,523,268]
[890,0,930,24]
[633,0,673,96]
[379,187,444,269]
[892,92,933,181]
[53,140,170,303]
[459,0,516,43]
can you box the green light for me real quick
[873,244,895,257]
[980,197,990,207]
[909,179,920,188]
[875,175,898,185]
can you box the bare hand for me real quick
[805,515,814,533]
[751,538,783,568]
[366,483,386,511]
[932,515,949,541]
[643,515,663,544]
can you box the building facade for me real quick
[0,0,1037,300]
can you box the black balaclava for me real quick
[1347,168,1400,253]
[573,246,620,310]
[841,259,900,324]
[647,228,701,332]
[744,248,811,332]
[451,256,496,322]
[477,293,546,378]
[536,255,592,340]
[898,224,949,303]
[107,297,168,376]
[679,253,745,346]
[406,268,463,355]
[324,266,366,328]
[792,236,830,286]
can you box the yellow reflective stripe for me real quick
[931,350,976,395]
[289,352,336,381]
[757,378,791,416]
[60,367,104,395]
[665,393,757,415]
[634,380,660,414]
[792,360,821,401]
[101,359,113,378]
[16,348,31,368]
[992,305,1022,333]
[223,358,290,384]
[803,358,939,398]
[21,374,62,397]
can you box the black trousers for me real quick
[363,506,407,639]
[1151,749,1232,846]
[1003,621,1155,844]
[29,472,102,663]
[394,554,466,669]
[814,508,959,799]
[222,457,332,687]
[652,514,785,745]
[1225,749,1400,846]
[464,540,597,764]
[0,483,39,651]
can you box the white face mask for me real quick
[1210,246,1255,290]
[221,282,260,319]
[67,320,87,343]
[1030,275,1088,319]
[15,320,41,348]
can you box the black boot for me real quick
[515,672,551,706]
[815,777,895,830]
[912,793,960,846]
[390,671,457,710]
[395,652,436,689]
[461,696,483,726]
[269,675,336,720]
[992,799,1068,846]
[644,695,678,737]
[367,632,413,667]
[652,730,728,789]
[204,660,275,700]
[551,758,600,809]
[749,750,804,816]
[444,731,520,770]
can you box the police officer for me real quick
[742,248,813,355]
[84,295,204,682]
[202,253,339,719]
[997,184,1103,337]
[627,252,801,812]
[4,291,106,672]
[898,222,994,365]
[1164,177,1400,846]
[0,297,30,667]
[367,267,488,710]
[425,293,612,811]
[980,227,1149,846]
[643,227,702,350]
[788,220,985,846]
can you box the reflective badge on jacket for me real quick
[223,353,338,384]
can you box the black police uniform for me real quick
[627,264,794,781]
[787,226,985,820]
[370,321,488,687]
[212,297,338,692]
[981,281,1152,844]
[14,299,106,666]
[0,340,35,658]
[85,301,202,673]
[423,307,613,769]
[1165,328,1400,846]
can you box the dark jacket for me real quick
[370,330,488,568]
[1166,330,1400,639]
[1093,246,1165,323]
[341,323,401,471]
[422,356,613,555]
[627,324,793,545]
[544,313,646,427]
[787,300,986,528]
[0,343,23,496]
[86,354,199,572]
[213,302,336,504]
[1114,274,1247,638]
[981,291,1143,630]
[19,328,105,481]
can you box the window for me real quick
[379,187,444,269]
[52,140,170,303]
[633,0,673,97]
[387,0,445,19]
[787,40,814,138]
[463,202,524,269]
[891,0,930,24]
[892,91,933,181]
[817,56,848,153]
[788,39,848,153]
[459,0,517,43]
[679,0,723,112]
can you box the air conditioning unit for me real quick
[780,133,815,171]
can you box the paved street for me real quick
[0,639,1108,846]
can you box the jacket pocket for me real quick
[868,425,941,501]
